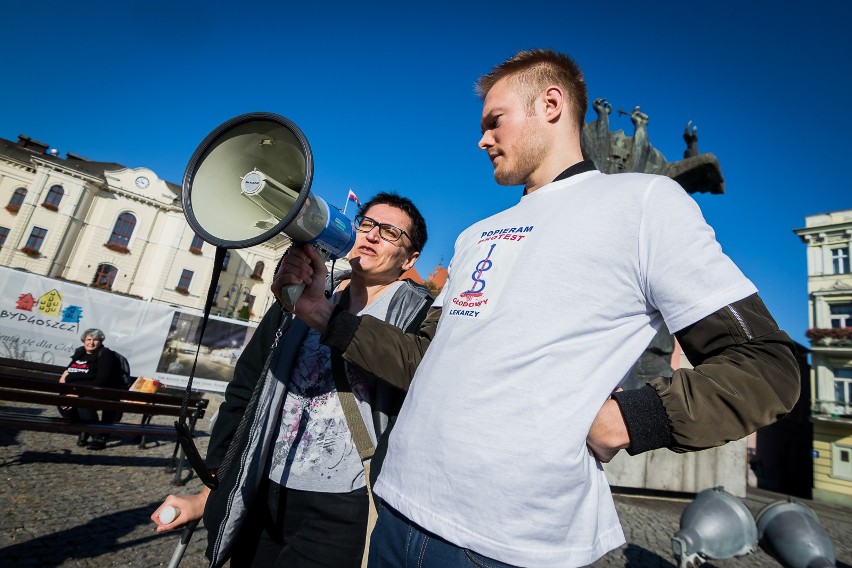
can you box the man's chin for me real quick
[494,172,525,187]
[492,164,524,186]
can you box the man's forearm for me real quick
[612,293,800,455]
[322,306,441,391]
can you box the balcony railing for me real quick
[812,399,852,418]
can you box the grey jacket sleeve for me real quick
[205,304,285,469]
[321,306,441,391]
[612,293,800,455]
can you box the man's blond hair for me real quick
[476,49,588,130]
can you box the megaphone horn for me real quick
[182,112,356,305]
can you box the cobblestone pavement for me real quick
[0,400,850,567]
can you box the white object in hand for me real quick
[159,505,181,524]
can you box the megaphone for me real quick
[182,112,356,305]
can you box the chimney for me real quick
[16,135,50,155]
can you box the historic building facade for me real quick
[0,134,297,323]
[795,209,852,505]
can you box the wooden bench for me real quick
[0,357,209,485]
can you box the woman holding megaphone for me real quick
[152,193,432,568]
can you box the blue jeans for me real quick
[368,505,519,568]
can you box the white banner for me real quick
[0,266,256,393]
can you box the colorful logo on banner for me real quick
[3,288,85,332]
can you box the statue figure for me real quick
[683,120,699,158]
[581,100,726,386]
[582,98,725,194]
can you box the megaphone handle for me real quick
[280,282,306,309]
[280,243,334,309]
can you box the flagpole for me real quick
[343,187,353,219]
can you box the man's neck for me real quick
[524,156,590,195]
[552,159,597,183]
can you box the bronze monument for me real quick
[581,99,725,389]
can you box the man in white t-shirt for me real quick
[274,49,799,567]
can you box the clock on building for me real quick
[135,176,150,189]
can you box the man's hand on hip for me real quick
[587,389,630,463]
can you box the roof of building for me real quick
[0,134,181,200]
[427,263,448,287]
[0,135,126,180]
[400,266,424,284]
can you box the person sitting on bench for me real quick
[58,328,124,450]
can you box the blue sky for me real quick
[1,1,850,342]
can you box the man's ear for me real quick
[542,86,564,122]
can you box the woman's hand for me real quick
[151,488,210,533]
[271,245,334,332]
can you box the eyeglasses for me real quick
[354,215,411,244]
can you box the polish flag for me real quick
[347,189,362,206]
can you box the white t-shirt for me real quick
[373,171,756,567]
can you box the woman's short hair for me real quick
[356,192,428,253]
[80,328,106,342]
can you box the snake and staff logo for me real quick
[449,243,497,318]
[447,223,535,319]
[461,243,495,299]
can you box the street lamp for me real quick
[223,283,247,319]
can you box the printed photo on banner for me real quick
[155,311,257,390]
[0,266,256,392]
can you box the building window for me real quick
[222,250,231,271]
[6,187,26,213]
[832,442,852,480]
[251,261,265,280]
[830,303,852,328]
[832,247,850,274]
[834,376,851,406]
[92,264,118,289]
[106,212,136,253]
[176,269,193,294]
[190,234,204,254]
[42,185,64,211]
[834,368,852,416]
[22,226,47,256]
[0,226,8,247]
[213,285,220,305]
